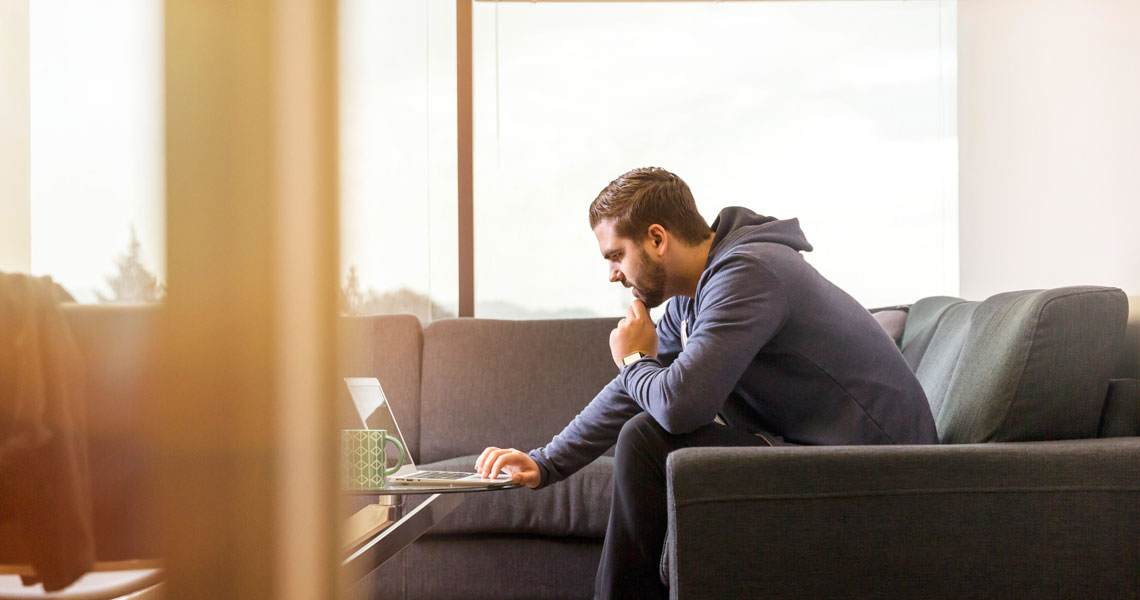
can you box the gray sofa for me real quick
[664,287,1140,599]
[12,286,1136,598]
[339,316,620,599]
[345,285,1139,599]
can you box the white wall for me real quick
[958,0,1140,300]
[0,0,30,273]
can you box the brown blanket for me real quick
[0,272,94,590]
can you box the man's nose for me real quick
[609,268,622,284]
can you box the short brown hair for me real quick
[589,167,712,245]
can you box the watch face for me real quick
[623,352,644,366]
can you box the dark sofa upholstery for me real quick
[352,286,1138,599]
[665,287,1139,599]
[15,286,1135,598]
[902,287,1125,442]
[665,439,1140,599]
[348,317,620,600]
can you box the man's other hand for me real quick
[609,299,659,368]
[475,447,541,489]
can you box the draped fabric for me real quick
[0,272,93,590]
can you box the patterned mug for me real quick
[341,429,405,490]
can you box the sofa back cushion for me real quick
[39,305,161,561]
[899,296,966,370]
[338,314,423,459]
[1102,297,1139,438]
[1099,379,1140,438]
[870,308,908,346]
[911,302,977,421]
[1113,296,1140,380]
[902,287,1127,443]
[418,318,619,464]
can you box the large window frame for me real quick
[454,0,957,317]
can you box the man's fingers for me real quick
[488,451,514,480]
[631,299,648,320]
[477,449,499,477]
[476,448,538,486]
[474,447,491,471]
[475,446,500,471]
[481,449,510,478]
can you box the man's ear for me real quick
[647,224,667,255]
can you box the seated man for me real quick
[476,167,938,599]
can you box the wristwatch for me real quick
[622,351,647,368]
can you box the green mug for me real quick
[341,429,405,490]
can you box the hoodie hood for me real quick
[706,207,813,267]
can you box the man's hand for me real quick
[475,447,541,489]
[609,299,659,368]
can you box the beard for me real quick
[631,247,667,308]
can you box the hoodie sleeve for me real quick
[526,304,686,488]
[527,377,643,489]
[617,253,790,434]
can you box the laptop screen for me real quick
[344,377,418,476]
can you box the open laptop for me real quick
[344,377,512,486]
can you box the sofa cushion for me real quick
[339,315,423,458]
[419,318,619,464]
[419,455,612,538]
[911,302,978,421]
[396,535,602,600]
[1113,296,1140,380]
[870,308,907,346]
[63,305,163,561]
[927,287,1127,443]
[900,296,965,370]
[1099,379,1140,438]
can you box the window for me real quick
[339,0,457,322]
[472,0,958,317]
[27,0,165,303]
[339,0,957,321]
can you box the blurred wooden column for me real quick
[162,1,339,598]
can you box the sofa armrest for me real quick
[665,438,1140,599]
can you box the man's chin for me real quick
[633,289,665,309]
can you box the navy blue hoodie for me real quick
[528,207,938,488]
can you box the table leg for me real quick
[342,492,465,583]
[376,493,404,519]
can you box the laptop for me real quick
[344,377,512,486]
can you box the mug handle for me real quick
[382,434,405,476]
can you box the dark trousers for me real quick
[595,412,777,600]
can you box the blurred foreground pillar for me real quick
[161,1,339,598]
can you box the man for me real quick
[475,167,938,599]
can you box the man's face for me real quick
[594,220,668,308]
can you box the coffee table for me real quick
[341,482,522,583]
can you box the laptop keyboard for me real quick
[407,470,476,480]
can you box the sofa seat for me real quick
[418,455,613,538]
